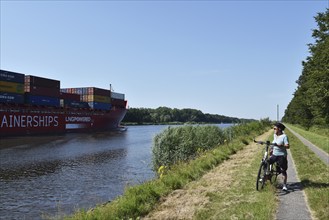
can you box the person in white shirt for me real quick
[270,122,289,191]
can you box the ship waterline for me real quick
[0,107,127,136]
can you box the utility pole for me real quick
[277,104,279,122]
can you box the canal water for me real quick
[0,124,231,219]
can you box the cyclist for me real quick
[270,122,289,191]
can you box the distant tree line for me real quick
[282,9,329,128]
[122,107,254,124]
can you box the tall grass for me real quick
[152,125,225,169]
[152,120,272,170]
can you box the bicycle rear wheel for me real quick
[256,162,266,190]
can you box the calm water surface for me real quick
[0,124,231,219]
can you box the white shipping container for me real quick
[111,92,125,100]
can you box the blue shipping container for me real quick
[88,102,111,110]
[61,99,90,108]
[25,94,60,107]
[0,92,24,104]
[0,70,25,83]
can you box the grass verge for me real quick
[195,131,278,219]
[286,129,329,220]
[286,124,329,154]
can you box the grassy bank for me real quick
[286,129,329,220]
[66,122,271,219]
[194,131,277,219]
[286,124,329,154]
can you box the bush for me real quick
[152,120,271,171]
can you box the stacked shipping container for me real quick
[59,92,89,108]
[1,70,127,110]
[0,70,25,104]
[25,75,61,107]
[60,87,112,110]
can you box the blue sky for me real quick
[1,1,328,120]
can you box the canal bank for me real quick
[0,124,232,219]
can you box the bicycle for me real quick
[254,140,281,191]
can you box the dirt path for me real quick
[143,131,273,220]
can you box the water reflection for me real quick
[0,148,127,180]
[0,126,159,220]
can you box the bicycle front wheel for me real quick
[269,163,280,183]
[256,162,266,191]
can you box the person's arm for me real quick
[283,136,289,149]
[273,136,289,149]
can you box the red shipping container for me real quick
[24,85,60,97]
[111,98,126,108]
[25,75,60,88]
[61,87,111,96]
[60,92,81,101]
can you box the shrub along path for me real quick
[142,130,314,220]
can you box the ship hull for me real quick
[0,106,127,137]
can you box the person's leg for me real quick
[266,155,277,181]
[279,156,288,190]
[282,172,287,184]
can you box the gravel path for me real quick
[286,126,329,166]
[276,151,313,220]
[276,125,329,220]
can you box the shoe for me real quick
[282,185,288,191]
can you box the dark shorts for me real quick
[269,155,288,174]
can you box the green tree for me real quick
[122,107,254,124]
[283,8,329,128]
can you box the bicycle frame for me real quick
[254,140,280,190]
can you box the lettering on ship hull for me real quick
[1,114,59,128]
[65,116,91,122]
[0,108,127,136]
[65,116,92,130]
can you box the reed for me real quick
[152,119,272,170]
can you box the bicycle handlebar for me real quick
[253,139,277,146]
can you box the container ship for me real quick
[0,69,127,137]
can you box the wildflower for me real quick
[158,165,166,178]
